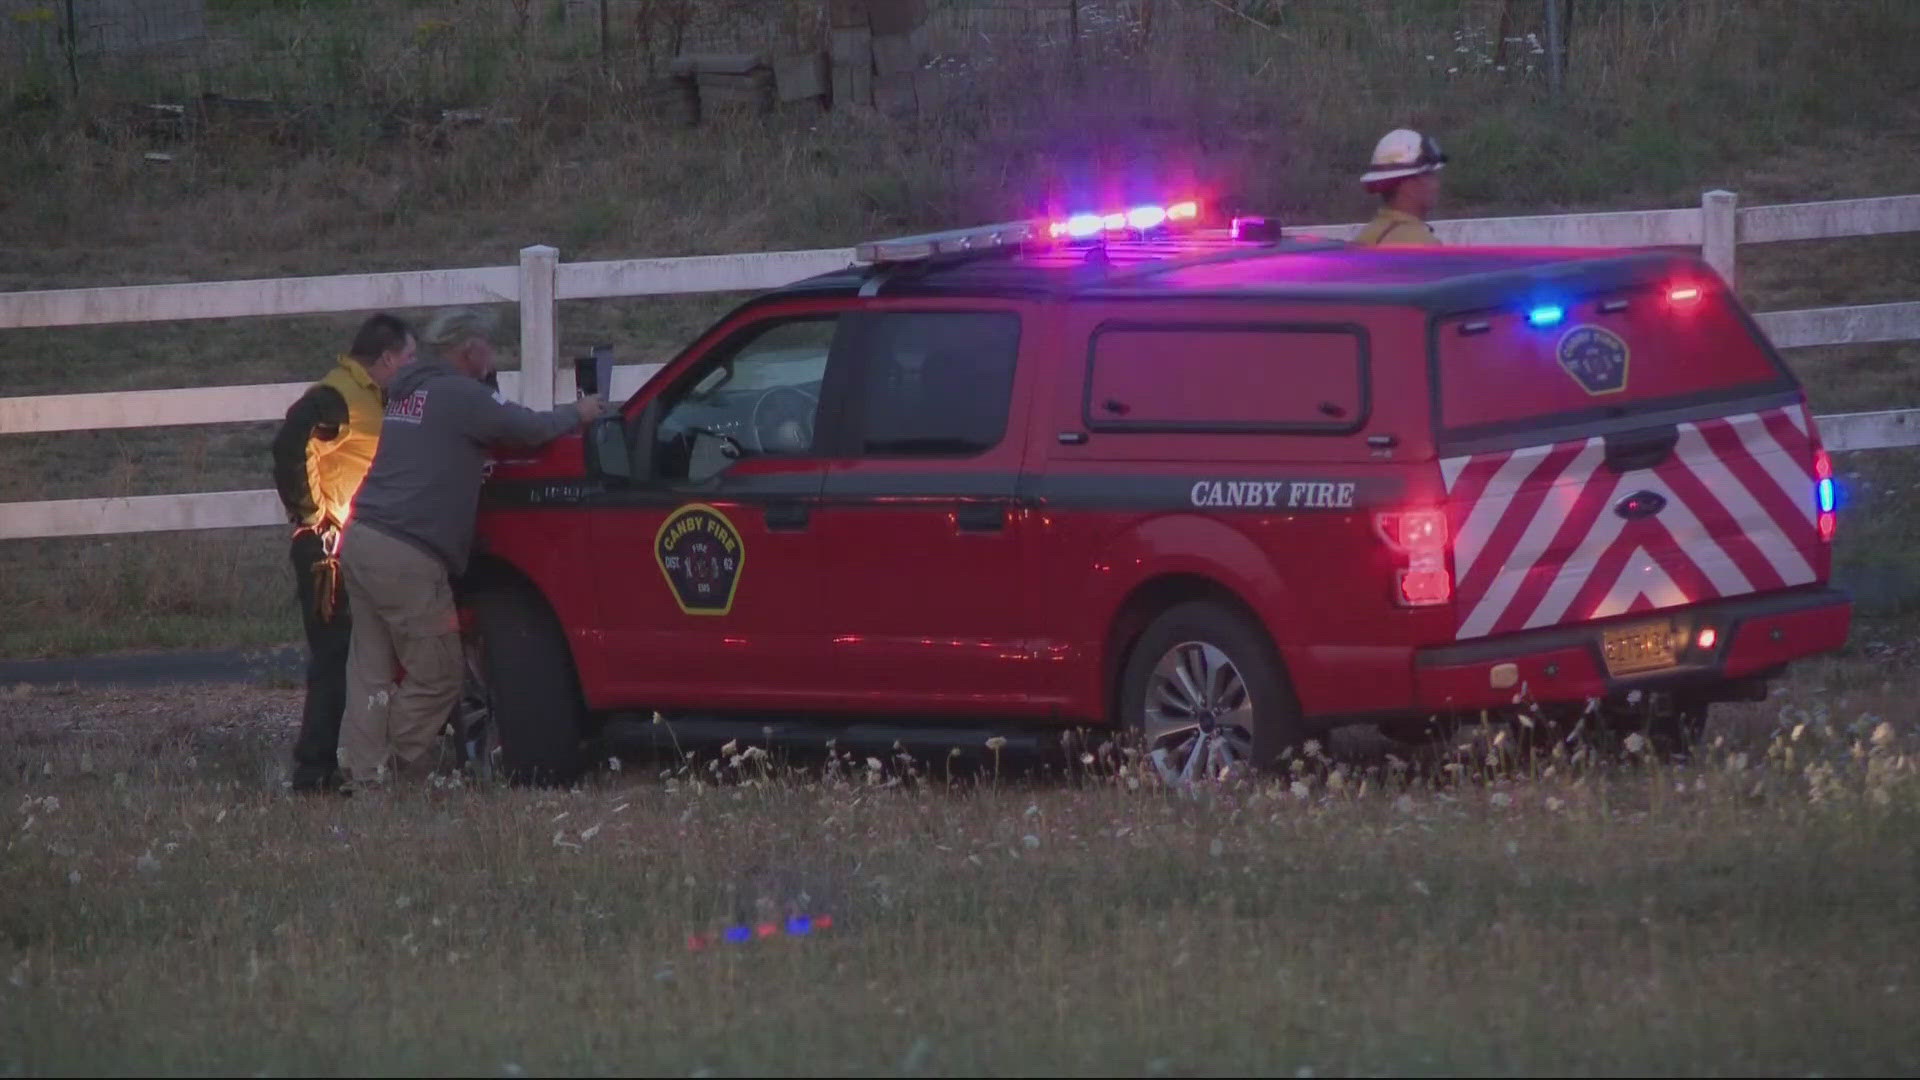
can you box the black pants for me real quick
[289,531,352,783]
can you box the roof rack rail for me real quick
[852,209,1303,272]
[855,220,1043,265]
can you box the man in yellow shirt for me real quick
[270,313,417,794]
[1354,128,1447,247]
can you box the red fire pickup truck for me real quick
[455,210,1849,782]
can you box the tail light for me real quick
[1376,509,1452,607]
[1814,448,1836,542]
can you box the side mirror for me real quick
[583,415,632,481]
[574,345,613,400]
[628,399,662,479]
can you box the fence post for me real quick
[517,245,558,409]
[1543,0,1564,96]
[1702,189,1738,290]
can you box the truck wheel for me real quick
[1119,600,1306,780]
[464,587,586,786]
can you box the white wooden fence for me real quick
[2,189,1919,542]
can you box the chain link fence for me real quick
[2,0,204,59]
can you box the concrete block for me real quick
[867,0,928,36]
[871,32,921,76]
[774,51,829,102]
[832,60,874,110]
[670,52,765,76]
[829,27,872,66]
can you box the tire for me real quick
[465,587,586,786]
[1118,600,1306,777]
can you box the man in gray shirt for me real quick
[338,316,605,787]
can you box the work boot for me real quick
[394,753,441,785]
[290,765,347,796]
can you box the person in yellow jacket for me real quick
[1354,128,1448,247]
[270,313,416,794]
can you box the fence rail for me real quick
[3,190,1920,542]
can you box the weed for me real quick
[2,657,1920,1073]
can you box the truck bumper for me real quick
[1412,587,1852,712]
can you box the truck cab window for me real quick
[652,317,837,483]
[852,311,1021,457]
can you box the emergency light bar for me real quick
[856,199,1216,265]
[854,220,1043,264]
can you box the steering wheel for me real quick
[749,385,819,454]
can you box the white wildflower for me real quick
[1623,733,1648,755]
[1490,791,1513,808]
[1021,834,1041,849]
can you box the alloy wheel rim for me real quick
[1141,640,1254,783]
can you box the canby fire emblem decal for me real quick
[655,504,744,616]
[1556,324,1630,396]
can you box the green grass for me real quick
[3,655,1919,1075]
[0,529,291,658]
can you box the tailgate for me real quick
[1433,278,1825,641]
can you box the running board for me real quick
[599,713,1078,761]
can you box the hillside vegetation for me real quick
[2,0,1918,655]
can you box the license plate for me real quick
[1601,622,1678,676]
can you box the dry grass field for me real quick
[3,649,1920,1075]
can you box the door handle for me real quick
[955,502,1005,533]
[764,503,810,531]
[1603,425,1679,473]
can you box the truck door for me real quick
[807,306,1044,715]
[589,312,855,711]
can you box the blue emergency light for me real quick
[1526,304,1566,328]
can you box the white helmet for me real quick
[1361,128,1448,186]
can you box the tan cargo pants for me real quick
[337,524,463,786]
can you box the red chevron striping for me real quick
[1651,451,1787,592]
[1443,405,1818,641]
[1454,442,1589,614]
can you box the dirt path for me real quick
[0,646,303,688]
